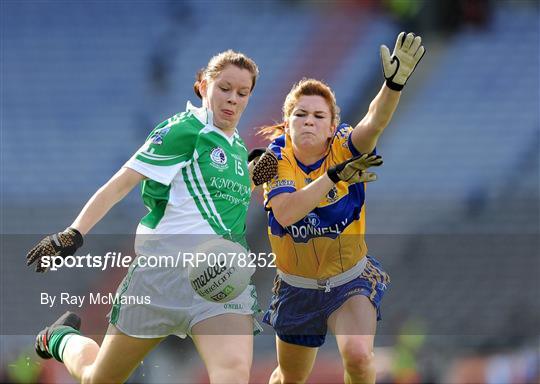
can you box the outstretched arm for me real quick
[351,32,425,154]
[351,85,401,154]
[71,167,145,235]
[26,167,145,272]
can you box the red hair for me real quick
[258,78,340,141]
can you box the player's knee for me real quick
[341,340,374,374]
[277,366,311,383]
[80,366,99,384]
[216,366,250,384]
[226,354,251,380]
[208,355,250,384]
[81,365,130,384]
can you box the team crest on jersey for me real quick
[326,186,339,203]
[150,127,171,145]
[304,212,320,227]
[210,147,229,170]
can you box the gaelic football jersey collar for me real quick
[186,101,240,146]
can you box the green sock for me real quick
[57,333,78,363]
[48,326,81,362]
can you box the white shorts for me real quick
[108,258,260,339]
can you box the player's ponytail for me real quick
[193,69,204,99]
[258,123,286,141]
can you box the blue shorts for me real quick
[263,256,390,348]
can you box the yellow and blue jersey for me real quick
[263,123,374,279]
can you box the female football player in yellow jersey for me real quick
[25,50,273,384]
[261,32,425,383]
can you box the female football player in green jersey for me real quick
[261,32,425,383]
[26,50,266,383]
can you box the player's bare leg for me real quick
[36,312,163,383]
[269,336,318,384]
[191,313,253,384]
[66,324,163,383]
[328,295,377,384]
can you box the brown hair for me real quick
[258,78,340,141]
[194,50,259,99]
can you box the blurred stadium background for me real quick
[1,0,538,383]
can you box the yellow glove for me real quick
[380,32,426,91]
[327,153,383,184]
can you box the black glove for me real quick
[26,227,83,273]
[327,153,383,184]
[248,148,278,186]
[248,148,266,162]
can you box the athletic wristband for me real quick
[385,79,404,91]
[326,169,341,184]
[66,227,84,248]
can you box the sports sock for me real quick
[48,326,81,362]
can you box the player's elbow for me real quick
[364,116,387,137]
[272,208,295,228]
[269,194,297,227]
[105,167,145,202]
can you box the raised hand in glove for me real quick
[26,227,83,272]
[248,148,278,186]
[327,153,383,184]
[380,32,426,91]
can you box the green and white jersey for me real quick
[124,102,251,237]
